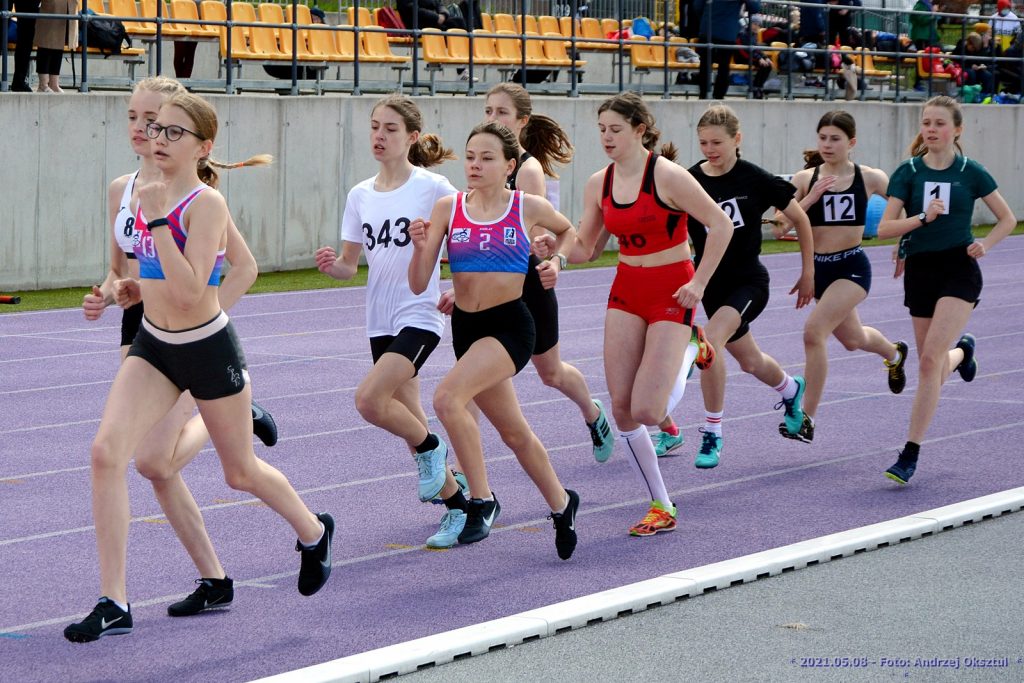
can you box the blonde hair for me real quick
[908,95,964,157]
[486,83,573,178]
[597,91,677,161]
[164,92,272,188]
[697,105,742,157]
[373,94,456,168]
[134,75,186,98]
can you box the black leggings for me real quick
[36,48,63,75]
[696,37,735,99]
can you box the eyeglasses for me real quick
[145,122,202,142]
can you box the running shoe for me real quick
[64,598,133,643]
[415,436,448,502]
[955,334,978,382]
[884,453,918,485]
[588,399,615,463]
[458,496,501,544]
[431,469,469,505]
[296,512,334,596]
[694,429,722,469]
[885,341,910,394]
[167,577,234,617]
[426,509,468,549]
[251,401,278,447]
[628,500,677,537]
[692,325,716,370]
[775,375,806,436]
[549,489,580,560]
[653,430,685,457]
[778,413,815,444]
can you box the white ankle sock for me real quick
[301,521,325,549]
[704,411,723,436]
[774,373,798,400]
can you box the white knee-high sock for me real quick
[664,340,700,418]
[619,425,671,506]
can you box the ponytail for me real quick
[520,114,573,178]
[199,153,273,189]
[408,133,457,168]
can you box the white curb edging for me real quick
[250,487,1024,683]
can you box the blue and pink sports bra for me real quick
[134,184,225,286]
[446,190,531,275]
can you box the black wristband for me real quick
[148,217,170,230]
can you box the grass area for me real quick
[3,224,1020,314]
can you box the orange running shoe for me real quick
[628,500,677,536]
[692,324,715,370]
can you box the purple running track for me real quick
[1,240,1022,682]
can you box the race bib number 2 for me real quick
[704,197,744,232]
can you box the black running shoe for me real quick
[778,414,815,443]
[886,340,910,394]
[296,512,334,596]
[167,577,234,617]
[458,495,501,544]
[251,401,278,447]
[64,598,133,643]
[955,334,977,382]
[549,489,579,560]
[884,453,918,485]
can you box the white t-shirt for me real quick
[991,10,1019,35]
[340,166,457,338]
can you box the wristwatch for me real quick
[554,253,568,270]
[916,212,928,226]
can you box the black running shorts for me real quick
[903,246,982,318]
[120,302,144,347]
[369,327,441,375]
[452,298,536,375]
[813,246,872,299]
[702,261,770,343]
[522,254,559,356]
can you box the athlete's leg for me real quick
[475,379,569,512]
[801,279,868,419]
[531,343,600,423]
[907,298,974,443]
[134,393,225,580]
[196,386,321,544]
[831,306,901,361]
[700,308,743,414]
[92,357,185,603]
[433,337,516,500]
[355,353,428,447]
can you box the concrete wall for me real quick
[1,94,1021,290]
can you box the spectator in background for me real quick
[736,20,774,99]
[11,0,40,91]
[954,30,997,94]
[991,0,1019,37]
[693,0,761,99]
[680,0,702,39]
[396,0,466,32]
[34,0,78,93]
[828,0,862,46]
[797,0,826,46]
[910,0,940,51]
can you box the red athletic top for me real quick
[601,152,688,256]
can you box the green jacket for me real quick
[909,0,939,45]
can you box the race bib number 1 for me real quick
[923,181,951,215]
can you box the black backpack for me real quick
[84,16,130,55]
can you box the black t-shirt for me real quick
[687,158,796,274]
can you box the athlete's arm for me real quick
[409,195,453,295]
[568,171,605,264]
[85,179,131,320]
[779,199,815,308]
[877,193,943,240]
[514,157,547,197]
[315,241,362,281]
[219,217,259,311]
[523,193,574,289]
[973,190,1016,258]
[658,162,733,308]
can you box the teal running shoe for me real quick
[415,436,448,502]
[431,469,468,505]
[426,509,468,549]
[694,429,722,469]
[653,430,685,457]
[775,375,806,435]
[588,399,615,463]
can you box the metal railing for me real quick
[1,0,1021,98]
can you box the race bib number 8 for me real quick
[923,181,951,215]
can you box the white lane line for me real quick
[247,487,1024,683]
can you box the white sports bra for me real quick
[113,171,140,258]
